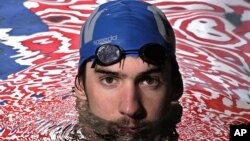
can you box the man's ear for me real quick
[74,81,87,100]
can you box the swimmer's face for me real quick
[81,57,173,135]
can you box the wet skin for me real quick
[79,57,173,137]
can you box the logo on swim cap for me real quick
[93,35,118,46]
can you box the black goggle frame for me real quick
[91,43,171,68]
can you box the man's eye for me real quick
[140,76,160,87]
[100,76,119,86]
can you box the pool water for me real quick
[0,0,249,140]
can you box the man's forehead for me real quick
[86,57,164,76]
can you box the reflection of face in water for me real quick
[74,57,181,141]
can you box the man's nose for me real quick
[118,82,145,119]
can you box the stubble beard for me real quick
[73,97,179,141]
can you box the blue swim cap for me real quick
[79,0,176,68]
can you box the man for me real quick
[74,1,183,140]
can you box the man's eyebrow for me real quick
[94,68,120,76]
[94,67,162,77]
[138,68,162,76]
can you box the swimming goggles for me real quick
[91,43,170,68]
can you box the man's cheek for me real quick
[88,95,115,119]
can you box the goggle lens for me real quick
[96,44,122,65]
[140,44,167,65]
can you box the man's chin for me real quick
[75,99,178,140]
